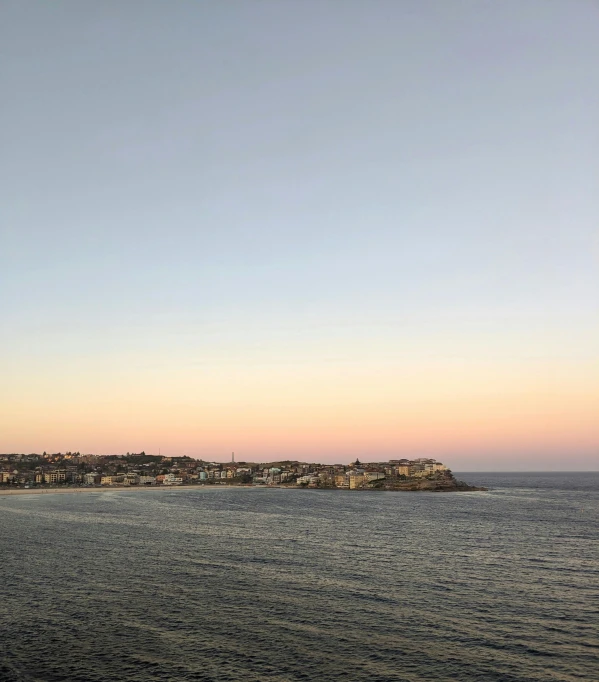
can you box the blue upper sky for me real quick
[1,1,598,466]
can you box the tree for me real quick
[234,473,253,484]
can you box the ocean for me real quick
[0,472,597,681]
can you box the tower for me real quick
[232,452,235,464]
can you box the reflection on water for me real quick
[1,473,597,681]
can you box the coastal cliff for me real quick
[371,471,487,492]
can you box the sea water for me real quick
[0,472,597,681]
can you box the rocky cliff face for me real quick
[379,471,487,492]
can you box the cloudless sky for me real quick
[1,1,598,469]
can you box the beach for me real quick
[0,485,205,496]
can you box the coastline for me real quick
[0,482,486,496]
[0,485,204,496]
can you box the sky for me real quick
[1,1,598,470]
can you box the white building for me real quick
[163,473,183,486]
[139,475,156,485]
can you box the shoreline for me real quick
[0,485,208,496]
[0,483,486,497]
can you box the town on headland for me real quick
[0,452,486,492]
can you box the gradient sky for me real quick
[1,1,598,469]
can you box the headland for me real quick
[1,452,486,493]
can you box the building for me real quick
[84,473,101,485]
[0,471,16,484]
[349,474,365,489]
[163,473,183,486]
[100,475,124,486]
[45,470,67,484]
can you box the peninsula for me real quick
[0,452,485,492]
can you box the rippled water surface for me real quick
[1,473,597,681]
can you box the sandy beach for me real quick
[0,485,211,496]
